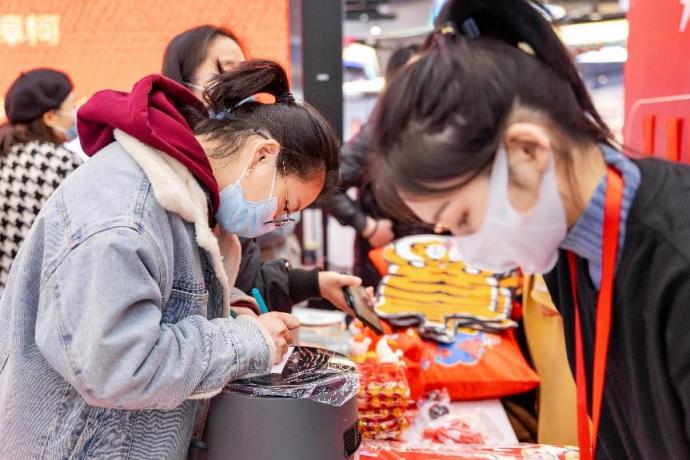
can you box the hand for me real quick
[257,312,301,363]
[364,218,395,248]
[364,286,375,302]
[318,272,362,316]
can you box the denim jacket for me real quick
[0,130,275,459]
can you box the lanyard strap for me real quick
[566,166,624,460]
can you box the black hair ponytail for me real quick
[203,59,291,114]
[193,59,340,194]
[372,0,615,217]
[435,0,612,139]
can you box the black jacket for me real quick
[323,124,372,234]
[235,238,320,313]
[323,124,432,286]
[325,124,431,236]
[545,158,690,459]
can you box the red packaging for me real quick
[357,359,412,441]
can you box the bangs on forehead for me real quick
[372,158,426,224]
[391,122,498,197]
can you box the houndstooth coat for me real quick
[0,141,81,293]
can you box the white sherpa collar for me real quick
[113,129,241,316]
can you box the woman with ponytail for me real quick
[161,25,363,316]
[0,60,339,458]
[373,0,689,458]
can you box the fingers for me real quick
[340,274,362,288]
[276,312,301,330]
[279,324,297,345]
[274,337,289,363]
[284,329,298,345]
[341,304,356,318]
[334,293,356,317]
[364,287,376,304]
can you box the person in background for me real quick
[0,68,81,293]
[323,44,435,288]
[0,60,339,458]
[162,24,360,313]
[164,24,301,266]
[162,24,246,99]
[372,0,689,457]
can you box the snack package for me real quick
[422,416,485,445]
[358,440,580,460]
[417,389,452,424]
[363,328,539,401]
[357,359,412,441]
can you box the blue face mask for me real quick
[215,157,279,238]
[54,109,78,142]
[64,124,78,142]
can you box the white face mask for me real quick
[452,145,567,274]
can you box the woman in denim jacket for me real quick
[0,60,340,459]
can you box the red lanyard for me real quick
[566,166,624,460]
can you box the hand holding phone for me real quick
[343,286,384,335]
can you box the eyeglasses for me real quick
[263,160,296,227]
[254,128,297,228]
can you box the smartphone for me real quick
[343,286,385,335]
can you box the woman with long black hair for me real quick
[161,25,362,314]
[372,1,690,458]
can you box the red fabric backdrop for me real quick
[625,1,690,161]
[0,0,290,117]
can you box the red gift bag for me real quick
[385,329,539,400]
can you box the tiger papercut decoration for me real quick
[374,235,521,342]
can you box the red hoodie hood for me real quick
[77,74,220,215]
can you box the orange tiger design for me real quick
[375,235,521,334]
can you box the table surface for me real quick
[401,399,518,445]
[293,310,519,449]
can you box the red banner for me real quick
[625,1,690,161]
[0,0,289,116]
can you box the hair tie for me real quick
[461,17,481,40]
[234,92,277,109]
[276,92,295,104]
[439,22,457,36]
[211,91,286,121]
[210,108,230,120]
